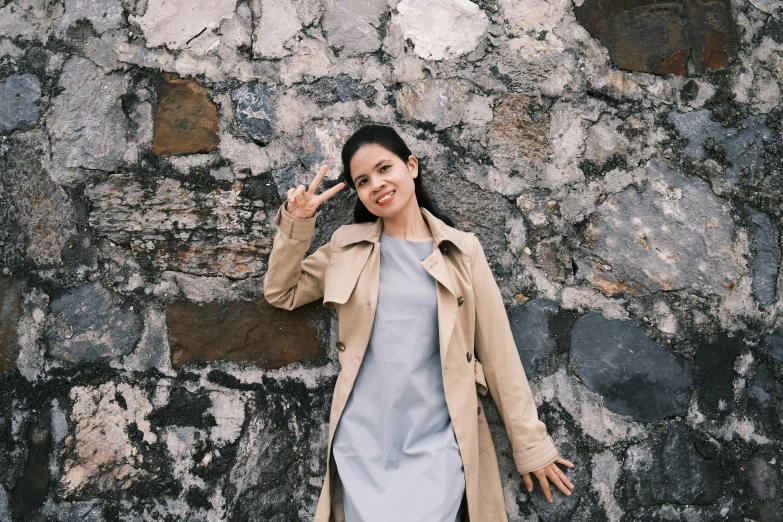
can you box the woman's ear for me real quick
[408,155,419,178]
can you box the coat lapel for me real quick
[422,248,459,366]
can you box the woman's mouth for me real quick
[376,190,396,206]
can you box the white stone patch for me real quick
[15,288,49,382]
[561,286,629,320]
[61,382,156,494]
[208,391,247,446]
[592,450,624,522]
[653,300,678,336]
[252,0,301,58]
[749,0,783,14]
[393,0,488,61]
[535,369,646,446]
[716,415,771,444]
[129,0,237,51]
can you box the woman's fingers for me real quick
[522,473,533,493]
[547,470,571,497]
[555,466,574,490]
[555,456,575,468]
[314,182,346,205]
[308,165,329,194]
[534,470,553,503]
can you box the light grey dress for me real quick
[332,231,466,522]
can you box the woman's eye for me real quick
[357,179,366,186]
[380,165,389,172]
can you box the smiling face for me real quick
[349,143,419,219]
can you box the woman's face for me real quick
[349,143,419,219]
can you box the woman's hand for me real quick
[522,457,575,503]
[286,165,346,219]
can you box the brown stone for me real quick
[0,275,25,373]
[574,0,735,75]
[152,73,219,155]
[166,297,327,369]
[487,94,550,161]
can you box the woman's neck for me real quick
[381,199,432,240]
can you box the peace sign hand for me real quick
[285,165,346,220]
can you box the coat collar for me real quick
[335,207,472,254]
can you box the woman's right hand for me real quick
[286,165,346,219]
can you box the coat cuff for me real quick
[274,203,317,241]
[513,435,559,474]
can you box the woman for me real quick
[264,125,575,522]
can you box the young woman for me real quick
[264,125,575,522]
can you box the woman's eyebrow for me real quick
[354,159,391,181]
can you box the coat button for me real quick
[440,245,448,255]
[466,352,472,362]
[477,406,481,415]
[336,341,345,351]
[457,296,465,306]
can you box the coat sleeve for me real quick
[470,235,559,474]
[263,203,334,310]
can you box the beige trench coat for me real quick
[263,203,559,522]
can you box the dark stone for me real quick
[764,324,783,363]
[574,0,736,75]
[232,82,275,142]
[0,74,41,132]
[166,297,328,369]
[694,331,743,418]
[46,283,142,362]
[669,109,772,184]
[10,421,51,515]
[148,387,216,429]
[747,452,783,522]
[0,276,25,373]
[508,299,559,380]
[153,73,219,156]
[569,313,693,422]
[748,362,783,433]
[620,422,722,507]
[681,79,699,103]
[744,204,779,307]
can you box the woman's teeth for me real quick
[378,191,395,203]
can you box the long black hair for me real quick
[340,125,454,227]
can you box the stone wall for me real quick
[0,0,781,520]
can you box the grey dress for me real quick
[332,231,466,522]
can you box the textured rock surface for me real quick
[0,1,780,520]
[575,158,742,297]
[570,313,693,422]
[0,74,40,132]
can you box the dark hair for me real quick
[340,125,454,227]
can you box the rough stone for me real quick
[669,109,772,185]
[323,0,386,56]
[60,382,156,495]
[129,0,236,51]
[508,298,558,380]
[393,0,488,61]
[395,79,492,131]
[48,56,129,172]
[743,204,779,307]
[10,420,50,515]
[575,0,736,75]
[592,450,624,522]
[46,283,142,362]
[232,82,275,143]
[620,423,722,506]
[153,74,220,156]
[251,0,302,58]
[166,298,327,369]
[0,276,25,373]
[575,158,741,297]
[570,313,693,422]
[0,74,41,132]
[300,75,377,106]
[0,139,77,267]
[87,175,271,279]
[487,94,551,168]
[55,0,124,36]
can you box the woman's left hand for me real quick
[522,457,575,503]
